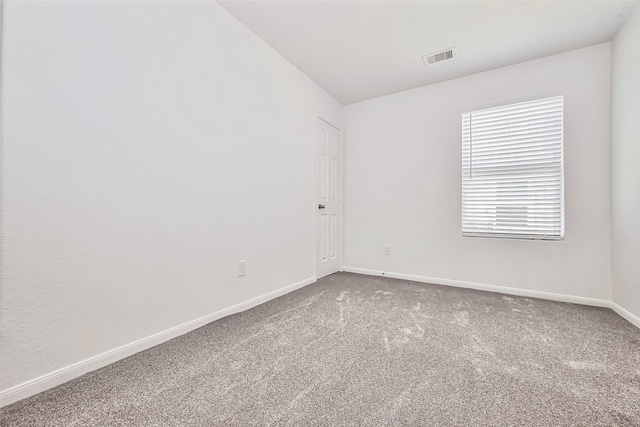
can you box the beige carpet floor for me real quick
[1,272,639,426]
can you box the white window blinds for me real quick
[462,96,564,240]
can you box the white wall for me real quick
[611,5,640,320]
[344,44,611,301]
[0,1,341,393]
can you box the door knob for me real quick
[318,204,326,209]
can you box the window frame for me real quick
[461,96,565,241]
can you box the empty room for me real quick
[1,0,639,425]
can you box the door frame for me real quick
[315,117,344,279]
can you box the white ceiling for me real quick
[218,0,638,105]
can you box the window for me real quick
[462,96,564,240]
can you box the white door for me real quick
[316,118,342,279]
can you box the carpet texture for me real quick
[1,272,639,426]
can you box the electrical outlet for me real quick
[237,260,247,277]
[383,244,391,255]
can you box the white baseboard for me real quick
[342,266,611,308]
[3,270,636,408]
[343,267,640,330]
[0,276,317,408]
[611,302,640,330]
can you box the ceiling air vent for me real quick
[423,47,455,66]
